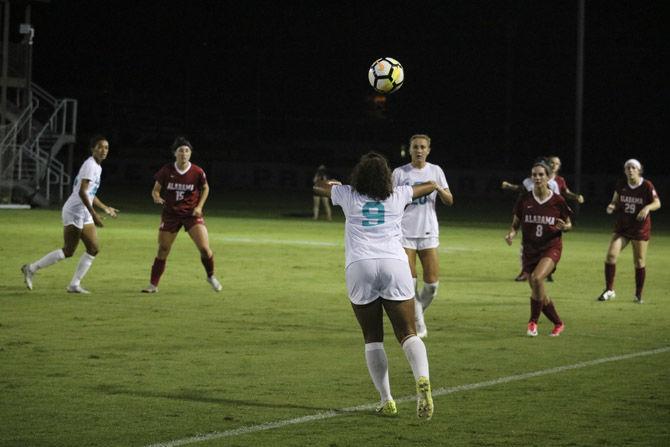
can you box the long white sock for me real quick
[402,335,430,380]
[365,342,392,402]
[414,297,425,324]
[419,281,439,311]
[70,253,95,286]
[413,277,418,296]
[31,249,66,272]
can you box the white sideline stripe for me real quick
[219,236,476,252]
[221,236,338,247]
[145,346,669,447]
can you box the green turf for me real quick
[1,197,668,447]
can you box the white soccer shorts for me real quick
[401,236,440,251]
[62,207,93,229]
[345,258,415,305]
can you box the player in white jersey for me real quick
[315,152,437,420]
[21,135,118,293]
[392,134,453,338]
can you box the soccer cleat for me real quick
[633,296,644,304]
[66,284,90,294]
[21,264,34,290]
[514,271,529,282]
[416,317,428,339]
[375,399,398,416]
[549,323,565,337]
[527,321,538,337]
[207,276,222,292]
[597,290,616,301]
[416,376,434,420]
[141,284,158,293]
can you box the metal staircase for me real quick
[0,82,77,205]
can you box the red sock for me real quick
[605,262,616,291]
[150,257,166,286]
[201,255,214,277]
[529,298,543,323]
[635,267,646,299]
[542,300,562,325]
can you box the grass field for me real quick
[1,191,669,447]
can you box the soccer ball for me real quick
[368,57,404,94]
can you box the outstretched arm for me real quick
[313,179,342,198]
[501,181,521,193]
[563,188,584,204]
[411,181,437,199]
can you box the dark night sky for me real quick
[22,0,669,174]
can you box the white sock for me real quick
[402,335,430,380]
[69,253,95,286]
[365,342,392,402]
[414,297,425,324]
[31,249,66,272]
[419,281,439,311]
[413,277,418,296]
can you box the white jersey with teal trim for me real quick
[331,184,413,268]
[522,177,560,194]
[392,162,448,238]
[62,156,102,215]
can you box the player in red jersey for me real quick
[548,156,584,204]
[505,160,572,336]
[141,137,222,293]
[597,159,661,304]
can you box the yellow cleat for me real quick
[416,376,434,420]
[375,399,398,417]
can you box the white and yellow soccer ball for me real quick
[368,57,404,94]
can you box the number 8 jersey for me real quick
[513,190,572,257]
[331,184,414,268]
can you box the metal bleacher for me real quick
[0,0,78,207]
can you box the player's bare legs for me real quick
[383,298,432,419]
[529,258,554,303]
[631,240,648,302]
[312,196,320,220]
[188,224,221,291]
[187,224,213,258]
[157,230,179,260]
[599,235,628,301]
[321,197,332,221]
[527,258,563,336]
[62,225,83,257]
[352,299,385,343]
[79,224,99,256]
[382,299,416,344]
[67,223,99,293]
[403,247,427,336]
[351,299,394,413]
[417,248,439,285]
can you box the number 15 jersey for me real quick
[154,162,208,217]
[331,184,413,268]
